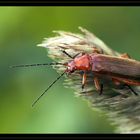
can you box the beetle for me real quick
[11,48,140,107]
[65,51,140,95]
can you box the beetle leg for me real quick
[99,84,103,95]
[94,77,100,91]
[124,84,138,96]
[94,77,103,95]
[120,53,131,59]
[82,71,86,90]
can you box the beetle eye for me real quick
[67,66,72,71]
[68,66,70,70]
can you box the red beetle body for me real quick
[66,53,140,92]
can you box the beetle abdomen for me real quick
[91,54,140,81]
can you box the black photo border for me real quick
[0,0,140,6]
[1,0,140,139]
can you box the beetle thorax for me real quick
[66,54,91,73]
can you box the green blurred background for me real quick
[1,6,140,133]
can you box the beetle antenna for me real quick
[73,53,81,58]
[61,50,80,59]
[32,71,66,107]
[10,62,64,68]
[61,50,73,59]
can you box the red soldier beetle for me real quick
[11,49,140,107]
[65,50,140,94]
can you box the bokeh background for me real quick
[1,6,140,133]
